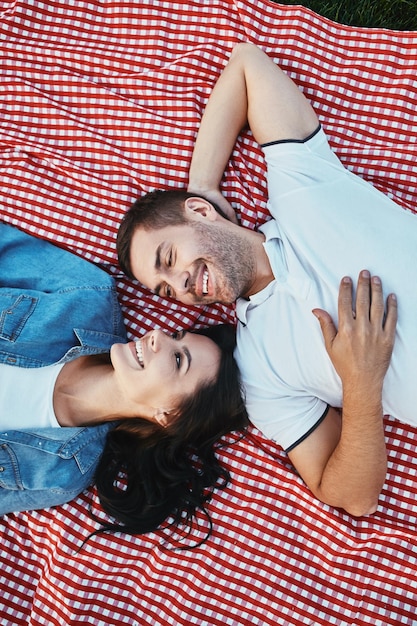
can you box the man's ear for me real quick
[153,408,172,428]
[184,196,219,222]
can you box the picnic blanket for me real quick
[1,1,417,624]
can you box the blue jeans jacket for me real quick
[0,222,127,514]
[0,423,113,514]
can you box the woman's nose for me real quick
[149,329,163,352]
[149,328,181,353]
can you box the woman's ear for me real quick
[153,408,171,427]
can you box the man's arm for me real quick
[188,42,318,207]
[288,271,397,516]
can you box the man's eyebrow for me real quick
[155,243,162,270]
[183,347,191,374]
[154,243,163,295]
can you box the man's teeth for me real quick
[135,340,144,367]
[202,269,209,295]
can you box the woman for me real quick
[1,318,248,544]
[0,222,248,542]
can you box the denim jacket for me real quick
[0,222,127,514]
[0,423,114,514]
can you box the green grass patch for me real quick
[273,0,417,29]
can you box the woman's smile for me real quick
[135,339,144,367]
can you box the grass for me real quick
[273,0,417,30]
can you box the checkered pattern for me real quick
[1,1,417,624]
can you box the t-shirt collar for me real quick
[236,218,287,325]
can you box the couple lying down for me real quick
[1,45,415,540]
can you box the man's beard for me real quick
[191,221,256,304]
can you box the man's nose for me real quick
[171,271,190,296]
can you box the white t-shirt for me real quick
[0,362,64,429]
[235,127,417,451]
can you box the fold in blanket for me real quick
[0,1,417,625]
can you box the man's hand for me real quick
[313,270,397,391]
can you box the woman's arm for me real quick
[188,43,318,213]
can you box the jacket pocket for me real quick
[0,294,37,342]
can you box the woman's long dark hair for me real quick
[94,324,248,546]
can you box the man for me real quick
[0,222,126,514]
[116,44,415,517]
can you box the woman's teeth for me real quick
[135,340,144,367]
[203,268,209,295]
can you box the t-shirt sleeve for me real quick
[261,127,345,208]
[243,382,329,452]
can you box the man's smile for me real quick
[192,262,212,300]
[202,266,209,295]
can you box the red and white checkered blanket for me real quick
[1,1,417,624]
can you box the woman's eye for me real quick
[175,352,182,369]
[167,250,173,267]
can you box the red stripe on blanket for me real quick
[1,1,417,625]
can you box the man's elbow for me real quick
[315,487,380,517]
[343,500,379,518]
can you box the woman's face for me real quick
[110,330,221,421]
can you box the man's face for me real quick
[129,218,256,306]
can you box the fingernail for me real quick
[362,270,370,278]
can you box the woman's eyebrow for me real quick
[183,346,191,373]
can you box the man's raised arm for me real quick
[188,43,319,212]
